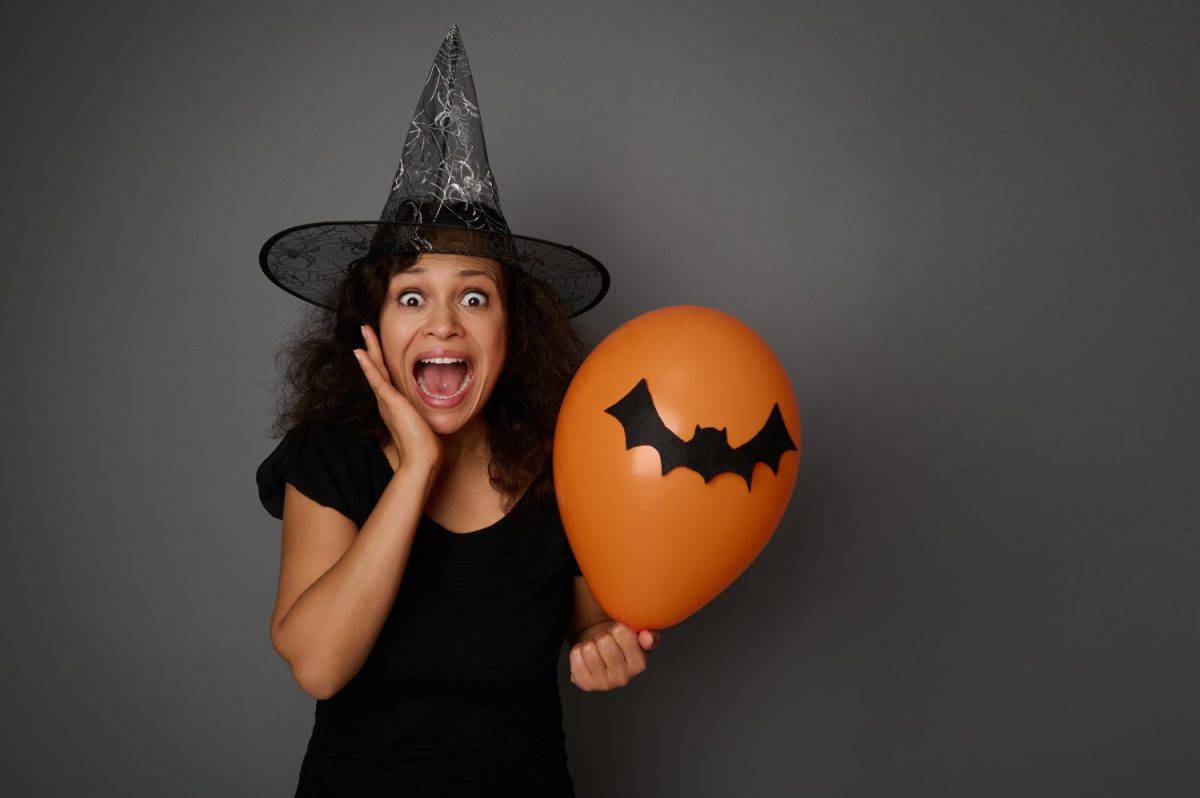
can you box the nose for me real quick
[423,296,464,339]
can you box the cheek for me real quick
[466,321,506,372]
[385,352,407,383]
[487,343,507,382]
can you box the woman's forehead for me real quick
[395,252,503,281]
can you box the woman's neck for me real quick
[436,414,489,470]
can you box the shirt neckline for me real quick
[366,434,536,538]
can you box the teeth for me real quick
[413,355,472,400]
[417,372,472,400]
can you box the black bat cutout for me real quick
[603,377,798,490]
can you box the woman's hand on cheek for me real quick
[354,324,443,470]
[569,622,660,692]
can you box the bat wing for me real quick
[727,403,798,489]
[603,378,689,472]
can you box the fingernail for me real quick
[359,324,367,341]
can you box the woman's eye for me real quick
[396,289,489,308]
[462,290,489,308]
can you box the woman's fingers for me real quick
[354,324,401,404]
[353,349,390,394]
[359,324,394,386]
[570,644,600,690]
[596,631,635,684]
[639,629,660,650]
[354,348,410,425]
[568,646,588,684]
[608,624,647,675]
[592,634,622,685]
[579,640,609,688]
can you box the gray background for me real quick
[2,0,1196,795]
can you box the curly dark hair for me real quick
[263,250,590,511]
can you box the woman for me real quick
[255,25,659,796]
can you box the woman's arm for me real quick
[566,576,661,692]
[269,459,438,699]
[568,576,612,645]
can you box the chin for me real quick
[414,388,491,435]
[423,412,470,435]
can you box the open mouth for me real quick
[412,356,474,402]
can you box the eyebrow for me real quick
[404,266,496,282]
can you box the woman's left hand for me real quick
[569,622,660,691]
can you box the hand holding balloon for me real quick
[569,622,661,692]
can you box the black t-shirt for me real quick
[256,421,582,797]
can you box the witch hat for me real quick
[258,24,609,317]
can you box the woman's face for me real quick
[376,252,508,436]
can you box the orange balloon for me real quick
[553,305,802,630]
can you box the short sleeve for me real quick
[256,424,360,524]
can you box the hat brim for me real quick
[259,221,610,318]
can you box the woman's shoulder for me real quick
[261,418,370,470]
[255,418,388,525]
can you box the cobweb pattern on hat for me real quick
[380,25,507,237]
[259,24,608,318]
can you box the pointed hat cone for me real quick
[259,24,608,317]
[379,23,508,233]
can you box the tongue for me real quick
[420,362,467,394]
